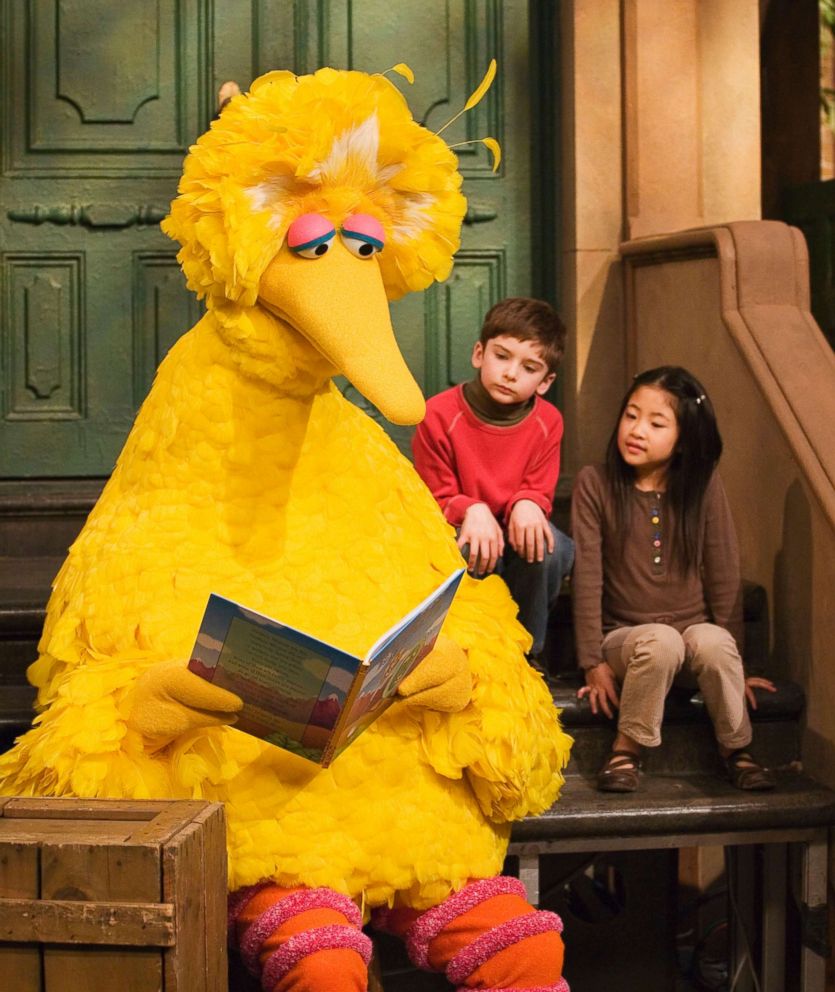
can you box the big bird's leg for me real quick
[373,878,568,991]
[229,883,372,992]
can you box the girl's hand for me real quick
[457,503,505,575]
[507,499,554,563]
[577,662,620,719]
[744,675,777,710]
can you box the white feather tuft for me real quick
[246,117,440,242]
[390,192,436,243]
[308,114,381,183]
[246,178,291,230]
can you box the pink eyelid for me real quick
[341,213,385,247]
[287,213,336,250]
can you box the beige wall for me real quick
[560,0,762,473]
[559,0,625,473]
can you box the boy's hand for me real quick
[577,662,620,719]
[507,499,554,563]
[458,503,504,575]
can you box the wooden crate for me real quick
[0,796,227,992]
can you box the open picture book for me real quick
[188,567,466,767]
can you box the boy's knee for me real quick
[514,526,573,579]
[550,526,575,577]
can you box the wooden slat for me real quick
[0,898,175,946]
[42,834,163,988]
[45,946,163,992]
[162,806,225,991]
[160,803,227,992]
[130,801,212,845]
[198,804,228,992]
[1,798,166,821]
[41,840,162,903]
[0,818,139,843]
[0,842,41,991]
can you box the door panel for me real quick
[5,0,208,175]
[2,0,540,476]
[6,254,83,419]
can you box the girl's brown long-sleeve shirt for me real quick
[570,464,744,671]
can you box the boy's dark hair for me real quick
[605,366,723,575]
[480,297,566,374]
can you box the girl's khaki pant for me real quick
[602,622,751,750]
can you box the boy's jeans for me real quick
[461,523,574,657]
[497,523,574,656]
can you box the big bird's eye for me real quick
[340,213,385,258]
[287,213,336,259]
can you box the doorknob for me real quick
[463,203,497,225]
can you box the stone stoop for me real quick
[551,673,804,779]
[0,480,103,751]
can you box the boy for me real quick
[413,297,574,663]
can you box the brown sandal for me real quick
[723,749,776,791]
[596,749,642,793]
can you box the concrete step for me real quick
[356,772,835,992]
[0,554,61,749]
[0,479,99,751]
[549,672,803,776]
[0,479,100,558]
[512,768,835,845]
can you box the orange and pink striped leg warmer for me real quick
[373,876,569,991]
[229,882,371,992]
[230,876,568,992]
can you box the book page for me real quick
[188,595,361,763]
[366,568,465,659]
[326,568,465,760]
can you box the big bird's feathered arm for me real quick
[385,449,572,824]
[406,579,571,824]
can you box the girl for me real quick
[572,366,776,792]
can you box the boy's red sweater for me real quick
[412,384,563,526]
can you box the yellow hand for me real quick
[129,659,243,749]
[397,634,472,713]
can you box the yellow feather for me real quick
[464,58,497,111]
[436,60,497,136]
[391,63,415,84]
[482,137,502,172]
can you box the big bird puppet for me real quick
[0,64,572,992]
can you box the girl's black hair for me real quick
[604,366,723,574]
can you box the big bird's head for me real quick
[162,67,473,425]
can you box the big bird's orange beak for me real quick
[259,239,426,426]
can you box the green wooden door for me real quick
[2,0,551,477]
[1,0,208,475]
